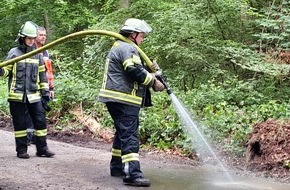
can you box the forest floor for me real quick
[245,119,290,181]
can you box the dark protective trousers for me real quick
[106,102,144,179]
[9,101,48,154]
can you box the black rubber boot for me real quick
[36,150,55,157]
[111,169,124,177]
[123,177,151,187]
[17,152,30,159]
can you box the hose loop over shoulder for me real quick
[0,30,156,72]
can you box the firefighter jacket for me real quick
[98,40,154,107]
[0,45,49,103]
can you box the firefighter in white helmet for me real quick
[99,18,165,187]
[0,21,55,159]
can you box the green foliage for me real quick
[252,0,290,51]
[50,50,102,111]
[0,0,118,58]
[283,160,290,169]
[220,45,290,76]
[139,92,191,152]
[0,80,9,114]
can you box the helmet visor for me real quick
[138,20,152,34]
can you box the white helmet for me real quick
[17,21,38,38]
[120,18,152,34]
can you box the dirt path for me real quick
[1,129,290,190]
[0,129,198,190]
[2,114,290,189]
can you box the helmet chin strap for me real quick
[129,32,139,45]
[134,33,139,44]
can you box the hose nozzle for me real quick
[155,70,172,95]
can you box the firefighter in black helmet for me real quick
[98,18,165,187]
[0,21,55,159]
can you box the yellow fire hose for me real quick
[0,30,156,72]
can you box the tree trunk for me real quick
[43,10,51,40]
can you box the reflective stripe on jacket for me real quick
[0,47,49,103]
[98,40,153,107]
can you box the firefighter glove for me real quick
[42,96,51,112]
[42,96,50,102]
[152,78,165,92]
[49,90,54,100]
[151,60,160,71]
